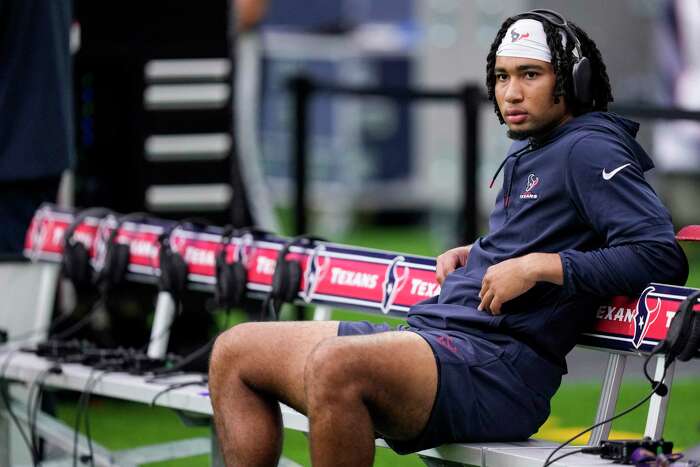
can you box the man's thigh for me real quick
[217,320,339,413]
[317,329,438,441]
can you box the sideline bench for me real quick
[1,203,698,466]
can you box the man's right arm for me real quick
[436,244,472,285]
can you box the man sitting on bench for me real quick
[209,9,688,466]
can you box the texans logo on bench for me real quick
[235,232,257,269]
[380,256,409,314]
[302,244,331,303]
[92,214,117,274]
[632,285,661,349]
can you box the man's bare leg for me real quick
[209,321,339,466]
[304,331,437,467]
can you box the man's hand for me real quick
[478,253,563,315]
[436,245,472,285]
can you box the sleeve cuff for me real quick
[558,250,578,297]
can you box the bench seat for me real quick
[0,351,621,466]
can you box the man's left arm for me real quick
[557,134,688,299]
[479,133,689,315]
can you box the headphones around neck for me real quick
[156,219,209,301]
[94,212,151,292]
[214,225,248,310]
[263,235,324,321]
[512,8,592,107]
[62,207,113,291]
[658,289,700,364]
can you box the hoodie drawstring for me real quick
[489,143,534,209]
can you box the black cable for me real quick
[261,295,280,321]
[25,370,42,460]
[137,299,182,354]
[52,295,106,342]
[1,309,78,347]
[27,366,58,462]
[544,448,587,466]
[151,308,231,376]
[150,377,208,407]
[542,351,666,466]
[73,368,99,467]
[152,339,212,376]
[82,371,110,467]
[0,350,38,466]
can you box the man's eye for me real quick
[525,71,539,79]
[495,74,508,81]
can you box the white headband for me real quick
[496,18,571,63]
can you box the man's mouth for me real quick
[505,110,528,124]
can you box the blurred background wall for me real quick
[249,0,696,245]
[69,0,699,250]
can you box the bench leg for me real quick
[312,305,333,321]
[589,352,626,446]
[0,392,9,467]
[211,426,225,467]
[148,291,177,359]
[644,355,675,439]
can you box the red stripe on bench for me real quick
[677,225,700,241]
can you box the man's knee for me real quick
[304,338,365,407]
[209,322,260,380]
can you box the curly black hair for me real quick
[485,14,614,124]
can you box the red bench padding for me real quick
[677,225,700,242]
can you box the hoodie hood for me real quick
[508,112,654,171]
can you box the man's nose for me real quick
[505,78,523,103]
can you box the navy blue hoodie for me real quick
[408,112,688,368]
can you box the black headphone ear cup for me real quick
[677,312,700,362]
[284,261,302,302]
[63,242,91,289]
[170,252,188,298]
[159,247,174,293]
[159,247,188,299]
[108,243,131,287]
[572,57,592,106]
[665,305,690,359]
[215,253,229,306]
[270,259,288,300]
[231,262,247,306]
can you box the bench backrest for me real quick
[24,204,699,356]
[23,204,700,445]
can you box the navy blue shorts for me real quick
[337,321,563,454]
